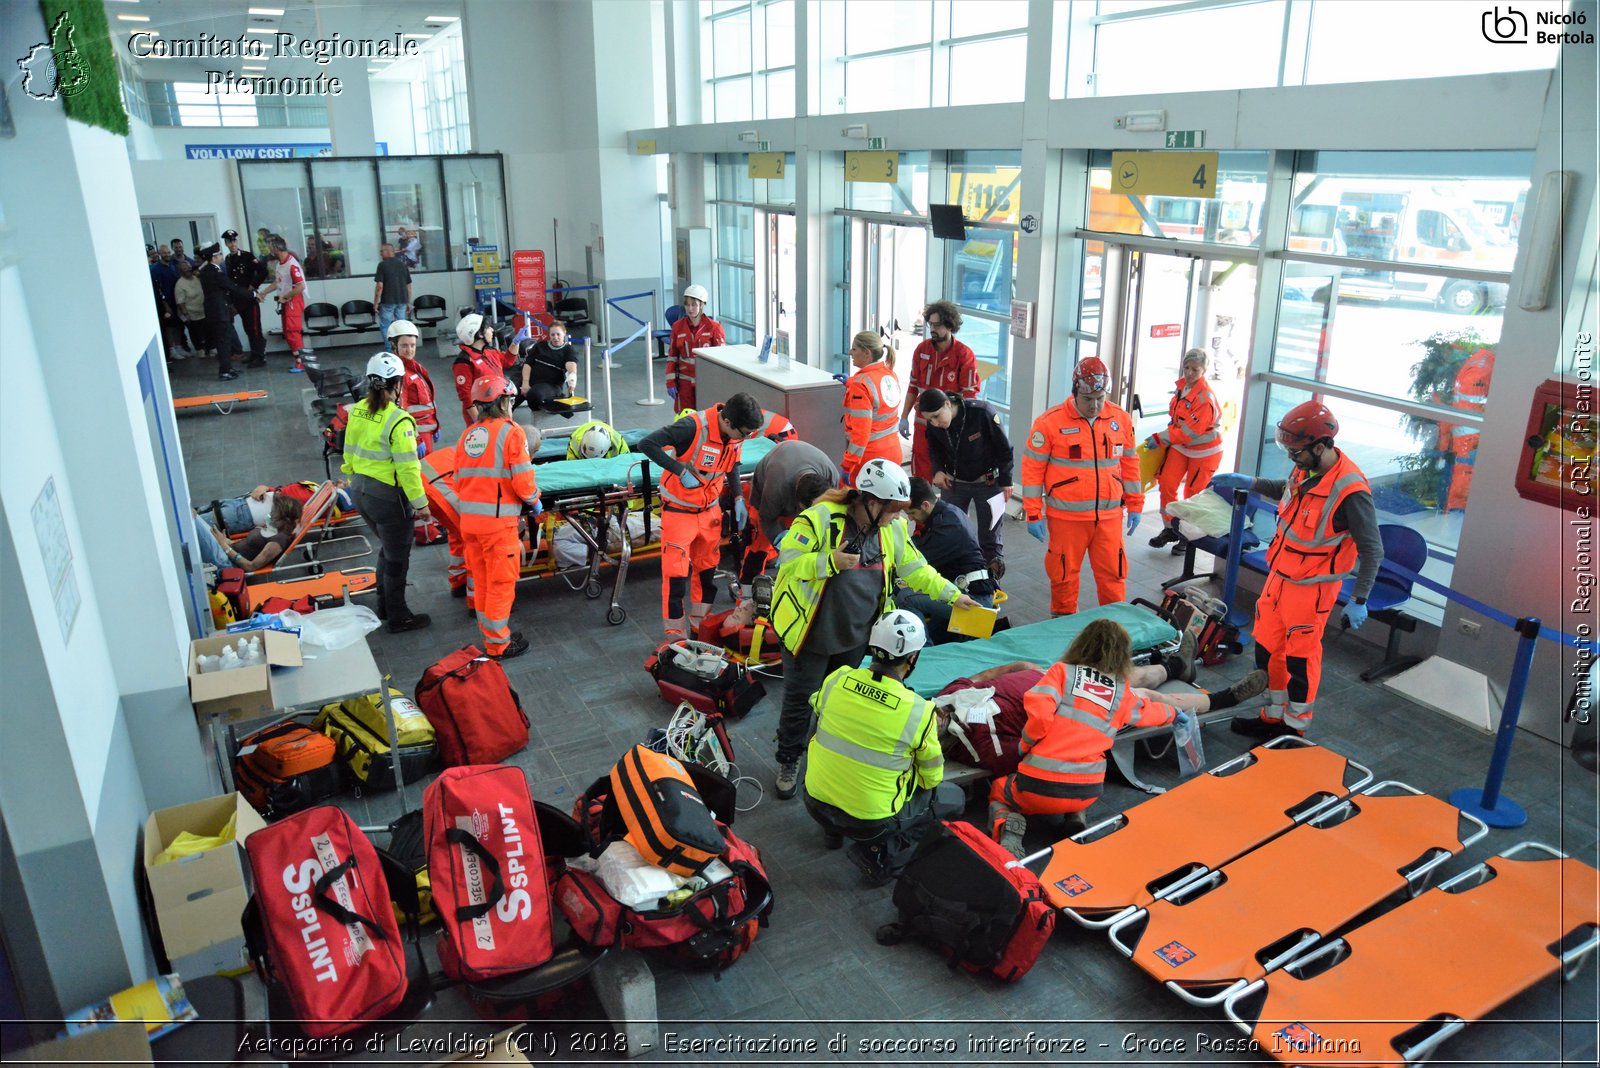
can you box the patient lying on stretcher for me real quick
[203,481,353,535]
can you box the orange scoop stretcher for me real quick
[174,390,268,414]
[1223,842,1600,1066]
[1023,737,1372,929]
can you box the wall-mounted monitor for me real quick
[929,204,967,241]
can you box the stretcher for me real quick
[1107,782,1488,1007]
[513,438,777,624]
[1223,842,1600,1066]
[1024,737,1371,929]
[243,567,376,606]
[174,390,269,415]
[243,481,370,582]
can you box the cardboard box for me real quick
[12,1022,152,1063]
[187,630,302,721]
[142,793,266,976]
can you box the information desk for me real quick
[694,344,846,461]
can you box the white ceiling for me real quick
[107,0,463,82]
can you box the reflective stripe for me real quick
[1052,701,1118,738]
[1022,446,1050,463]
[1020,486,1042,499]
[1045,496,1124,513]
[813,727,905,771]
[509,461,535,475]
[867,424,900,442]
[893,698,928,757]
[347,443,395,461]
[457,499,523,518]
[1121,480,1141,493]
[1027,678,1064,703]
[1022,752,1108,777]
[1050,457,1120,469]
[476,610,510,630]
[843,442,866,458]
[1280,568,1354,586]
[1284,701,1314,728]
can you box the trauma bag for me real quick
[879,820,1055,982]
[316,688,439,791]
[424,765,554,982]
[233,719,343,820]
[216,566,250,618]
[414,646,529,767]
[595,746,726,878]
[241,806,407,1037]
[645,640,765,720]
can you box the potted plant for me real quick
[1394,329,1489,509]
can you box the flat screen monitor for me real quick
[929,204,967,241]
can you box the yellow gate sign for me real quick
[748,152,785,180]
[846,151,898,184]
[636,138,657,155]
[1109,151,1219,199]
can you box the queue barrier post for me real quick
[1448,616,1538,828]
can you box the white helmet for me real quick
[456,313,485,345]
[386,319,420,340]
[520,424,543,455]
[366,353,404,381]
[578,425,612,459]
[867,609,927,661]
[855,458,910,502]
[682,283,709,304]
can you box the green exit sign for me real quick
[1165,130,1205,149]
[867,136,886,151]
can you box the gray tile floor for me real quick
[175,335,1598,1065]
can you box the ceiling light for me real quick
[400,33,433,39]
[243,65,266,71]
[116,14,150,21]
[424,15,459,23]
[248,6,285,14]
[247,28,276,35]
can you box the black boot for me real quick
[1149,520,1180,548]
[1230,711,1303,740]
[1207,670,1269,711]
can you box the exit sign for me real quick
[867,136,886,150]
[1165,130,1205,149]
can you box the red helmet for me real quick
[1072,356,1110,393]
[470,375,516,404]
[1276,400,1339,449]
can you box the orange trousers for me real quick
[462,523,521,655]
[1156,451,1222,517]
[1252,571,1340,729]
[660,506,722,616]
[1044,517,1126,615]
[1447,434,1477,512]
[439,514,469,597]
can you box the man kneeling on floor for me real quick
[803,610,964,887]
[989,619,1268,858]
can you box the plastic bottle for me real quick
[219,646,242,672]
[198,654,221,674]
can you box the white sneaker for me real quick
[168,349,189,361]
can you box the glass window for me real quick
[712,8,753,76]
[844,0,931,52]
[716,263,757,343]
[240,162,314,264]
[959,315,1014,417]
[1087,151,1269,246]
[377,158,444,273]
[948,151,1021,226]
[716,156,756,202]
[946,228,1017,315]
[717,203,755,263]
[763,69,795,120]
[950,0,1028,36]
[843,50,932,112]
[1080,242,1104,335]
[443,157,507,273]
[1304,0,1563,84]
[845,152,932,215]
[713,78,754,123]
[1085,1,1284,97]
[766,0,796,67]
[948,36,1027,106]
[305,160,380,279]
[763,153,798,207]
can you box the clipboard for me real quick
[948,601,998,640]
[550,395,589,406]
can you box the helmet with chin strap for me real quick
[1276,401,1339,450]
[867,609,927,661]
[855,459,910,502]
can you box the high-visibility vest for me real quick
[1016,663,1176,802]
[453,418,539,533]
[341,400,424,507]
[1264,449,1371,585]
[657,405,742,512]
[419,445,461,526]
[665,316,726,392]
[759,410,797,443]
[1019,398,1140,523]
[770,500,956,654]
[1450,348,1495,454]
[804,665,944,820]
[842,361,901,472]
[1160,376,1223,459]
[565,419,628,460]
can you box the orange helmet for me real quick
[1276,400,1339,449]
[1072,356,1110,394]
[470,375,516,405]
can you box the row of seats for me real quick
[302,295,450,340]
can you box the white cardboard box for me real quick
[142,793,266,974]
[187,630,302,721]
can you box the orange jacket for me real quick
[658,405,744,512]
[1018,662,1177,801]
[419,445,461,528]
[1159,376,1223,459]
[908,338,979,402]
[1020,397,1140,522]
[1448,348,1495,452]
[400,355,439,437]
[842,361,901,477]
[665,315,726,393]
[1265,449,1371,585]
[453,418,539,534]
[759,410,798,443]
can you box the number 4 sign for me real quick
[1110,151,1218,198]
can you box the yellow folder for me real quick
[1138,441,1167,491]
[551,395,589,406]
[948,601,998,640]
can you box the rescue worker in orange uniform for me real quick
[1021,357,1142,615]
[756,408,798,443]
[640,392,765,644]
[1147,348,1224,549]
[454,376,541,660]
[665,283,727,414]
[1442,348,1495,512]
[901,300,979,481]
[419,444,469,600]
[841,330,902,486]
[987,619,1268,856]
[1210,401,1384,738]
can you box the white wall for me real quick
[131,158,246,230]
[371,80,418,156]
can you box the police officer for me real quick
[915,387,1014,577]
[802,610,964,885]
[222,229,269,367]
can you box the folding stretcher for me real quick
[174,389,269,415]
[239,481,375,601]
[1223,842,1600,1066]
[1025,737,1372,929]
[1107,781,1488,1007]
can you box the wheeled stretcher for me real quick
[1025,737,1372,928]
[1223,842,1600,1065]
[530,427,651,463]
[1106,781,1488,1007]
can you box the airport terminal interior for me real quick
[0,0,1596,1063]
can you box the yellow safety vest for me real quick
[341,400,425,508]
[566,419,628,460]
[770,500,958,654]
[804,665,944,820]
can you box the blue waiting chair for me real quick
[652,303,684,361]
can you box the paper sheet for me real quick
[948,602,998,640]
[986,491,1006,530]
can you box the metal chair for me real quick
[340,299,377,332]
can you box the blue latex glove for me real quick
[1210,472,1252,497]
[1144,434,1161,449]
[1125,511,1142,535]
[666,386,678,402]
[734,497,748,528]
[898,416,912,439]
[679,468,702,489]
[1026,520,1047,543]
[531,499,544,518]
[1174,708,1196,734]
[1342,600,1369,630]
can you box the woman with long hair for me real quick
[840,329,903,485]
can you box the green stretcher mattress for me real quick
[536,436,776,497]
[905,602,1180,698]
